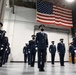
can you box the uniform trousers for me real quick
[38,49,46,69]
[51,53,55,64]
[59,53,65,66]
[71,53,75,64]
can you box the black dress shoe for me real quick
[0,65,2,67]
[72,63,75,64]
[41,68,45,71]
[24,62,27,63]
[31,65,34,67]
[61,65,65,66]
[39,68,45,72]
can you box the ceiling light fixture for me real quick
[66,0,74,3]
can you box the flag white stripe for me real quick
[37,18,55,23]
[37,18,72,25]
[37,12,54,17]
[55,15,72,20]
[53,11,72,18]
[37,15,55,19]
[55,22,73,26]
[53,5,72,12]
[55,19,72,23]
[53,8,72,15]
[37,14,72,24]
[37,12,72,24]
[37,12,72,21]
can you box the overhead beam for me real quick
[12,0,14,14]
[9,0,15,14]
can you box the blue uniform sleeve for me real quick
[35,33,39,47]
[27,44,30,53]
[55,45,56,52]
[57,43,60,52]
[69,46,71,53]
[49,45,51,53]
[46,34,48,47]
[23,47,25,53]
[64,44,66,53]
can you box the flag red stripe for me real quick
[53,5,72,12]
[53,8,72,15]
[37,16,55,20]
[55,20,72,24]
[37,20,73,28]
[37,16,72,24]
[37,12,72,21]
[55,16,72,21]
[37,13,72,21]
[37,18,72,26]
[37,20,55,24]
[53,9,72,17]
[53,12,72,18]
[37,13,54,17]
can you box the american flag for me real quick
[36,1,73,28]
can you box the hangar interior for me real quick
[2,0,74,62]
[0,0,76,75]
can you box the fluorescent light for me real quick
[66,0,74,3]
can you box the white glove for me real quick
[35,47,38,50]
[74,50,76,53]
[28,51,30,53]
[1,48,3,50]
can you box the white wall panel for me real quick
[12,21,35,61]
[15,6,36,22]
[4,8,11,20]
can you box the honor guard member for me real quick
[2,37,8,64]
[29,35,36,67]
[57,38,65,66]
[36,25,48,71]
[49,41,56,65]
[28,43,31,65]
[0,22,6,67]
[69,42,75,64]
[6,43,11,63]
[73,32,76,47]
[23,43,28,63]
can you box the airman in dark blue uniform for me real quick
[23,43,28,63]
[5,43,11,63]
[69,42,75,64]
[73,33,76,47]
[2,37,8,64]
[29,35,36,67]
[36,25,48,71]
[27,43,31,65]
[57,38,65,66]
[49,41,56,65]
[0,22,6,67]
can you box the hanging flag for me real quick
[36,0,73,28]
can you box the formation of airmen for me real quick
[0,22,10,67]
[69,33,76,64]
[23,24,76,72]
[0,22,75,71]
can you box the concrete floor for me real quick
[0,63,76,75]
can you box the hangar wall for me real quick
[3,6,72,61]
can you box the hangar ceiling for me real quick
[9,0,76,9]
